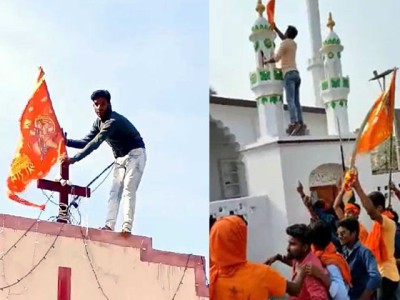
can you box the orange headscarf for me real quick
[344,203,360,216]
[312,242,352,287]
[364,210,394,263]
[210,216,247,295]
[343,204,368,244]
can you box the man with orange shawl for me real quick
[353,173,399,300]
[333,179,368,244]
[210,215,305,299]
[307,220,351,300]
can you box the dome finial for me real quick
[327,12,335,31]
[255,0,265,17]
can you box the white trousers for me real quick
[105,148,146,231]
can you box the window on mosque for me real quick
[219,159,243,199]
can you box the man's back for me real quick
[211,262,287,300]
[379,215,400,282]
[97,110,145,158]
[275,39,297,75]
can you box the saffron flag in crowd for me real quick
[6,67,67,210]
[344,69,397,193]
[266,0,275,27]
[355,68,397,154]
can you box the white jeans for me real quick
[105,148,146,231]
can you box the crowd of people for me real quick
[209,172,400,299]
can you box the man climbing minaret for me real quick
[265,24,306,136]
[61,90,146,234]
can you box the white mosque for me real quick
[210,0,400,278]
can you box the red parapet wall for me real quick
[0,213,209,298]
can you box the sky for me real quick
[210,0,400,130]
[0,0,208,267]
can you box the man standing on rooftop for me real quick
[266,24,305,136]
[62,89,146,234]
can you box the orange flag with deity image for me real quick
[6,67,67,210]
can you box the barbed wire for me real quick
[171,253,192,300]
[0,195,54,262]
[0,162,113,261]
[0,160,202,299]
[66,165,114,299]
[79,225,110,300]
[68,164,114,226]
[40,190,58,206]
[0,223,65,290]
[0,162,113,296]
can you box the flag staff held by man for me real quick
[62,89,146,234]
[265,0,306,136]
[342,68,399,299]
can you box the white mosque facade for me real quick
[210,1,400,278]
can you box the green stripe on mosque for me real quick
[249,70,284,85]
[252,23,272,32]
[320,77,350,91]
[325,99,348,109]
[323,38,341,45]
[257,95,283,105]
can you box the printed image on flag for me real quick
[6,67,67,210]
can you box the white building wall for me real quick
[210,103,259,147]
[210,103,328,150]
[210,121,248,201]
[279,137,355,225]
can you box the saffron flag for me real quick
[6,67,67,210]
[266,0,275,27]
[355,69,397,154]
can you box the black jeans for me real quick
[378,277,399,300]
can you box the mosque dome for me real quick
[323,13,341,46]
[251,0,272,32]
[252,16,271,32]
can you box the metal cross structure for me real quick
[37,140,91,223]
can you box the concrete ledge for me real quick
[0,213,209,297]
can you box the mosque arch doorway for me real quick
[210,118,248,201]
[308,163,345,206]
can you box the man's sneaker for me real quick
[100,225,112,231]
[286,123,297,135]
[291,123,307,136]
[121,228,131,234]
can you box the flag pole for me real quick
[336,117,346,174]
[350,105,376,167]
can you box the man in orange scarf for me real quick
[307,220,351,299]
[333,183,368,244]
[210,215,305,299]
[353,173,399,300]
